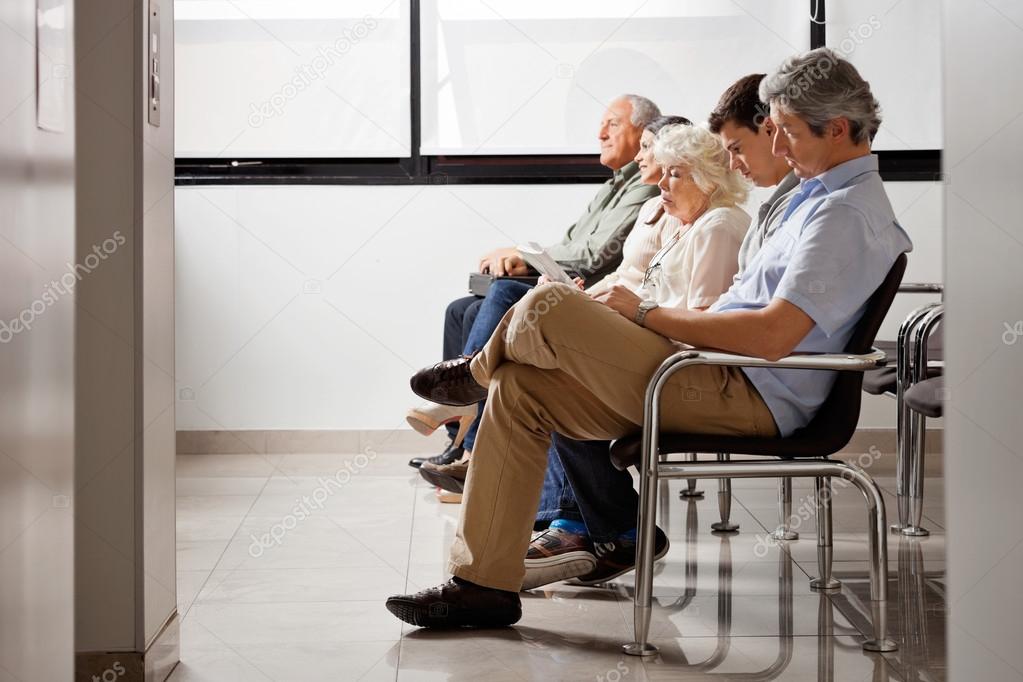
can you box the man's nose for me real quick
[771,130,786,157]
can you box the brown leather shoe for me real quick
[385,577,521,628]
[418,454,469,493]
[410,356,487,406]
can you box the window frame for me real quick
[174,0,942,186]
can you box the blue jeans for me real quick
[536,434,640,542]
[441,294,484,442]
[460,280,534,451]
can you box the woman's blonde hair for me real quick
[653,124,749,207]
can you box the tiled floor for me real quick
[169,452,946,681]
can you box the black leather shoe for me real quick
[385,577,521,628]
[410,356,487,407]
[408,440,464,469]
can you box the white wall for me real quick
[945,1,1023,679]
[0,0,76,679]
[175,179,942,432]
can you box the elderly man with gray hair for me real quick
[385,48,912,630]
[407,94,661,470]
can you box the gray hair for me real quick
[653,124,749,208]
[622,94,661,129]
[759,48,881,145]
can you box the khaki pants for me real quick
[449,284,777,592]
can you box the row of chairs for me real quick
[654,284,945,542]
[863,286,944,537]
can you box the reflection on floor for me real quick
[169,452,946,681]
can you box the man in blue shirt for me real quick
[386,48,913,629]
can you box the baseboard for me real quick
[177,428,451,455]
[75,611,179,682]
[176,427,942,467]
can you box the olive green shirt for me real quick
[544,161,659,285]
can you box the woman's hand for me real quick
[594,284,643,323]
[538,275,585,290]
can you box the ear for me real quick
[830,117,851,141]
[763,119,775,136]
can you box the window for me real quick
[825,0,942,150]
[173,0,940,182]
[175,0,411,158]
[419,0,809,155]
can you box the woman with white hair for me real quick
[631,122,750,311]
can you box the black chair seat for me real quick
[862,335,943,396]
[863,367,897,395]
[610,372,867,470]
[904,376,944,418]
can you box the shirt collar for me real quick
[614,160,641,185]
[803,154,879,195]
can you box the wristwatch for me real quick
[635,299,659,327]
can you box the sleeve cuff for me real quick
[775,290,840,338]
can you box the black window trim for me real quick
[174,0,942,186]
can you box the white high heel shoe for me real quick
[405,402,478,447]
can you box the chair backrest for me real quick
[786,252,908,452]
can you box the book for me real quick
[516,242,574,285]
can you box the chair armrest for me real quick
[898,283,943,294]
[670,348,888,373]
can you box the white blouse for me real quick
[639,205,751,310]
[585,197,680,297]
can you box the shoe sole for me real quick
[569,539,670,587]
[418,467,465,494]
[385,599,521,628]
[521,553,598,591]
[405,413,461,437]
[406,409,475,448]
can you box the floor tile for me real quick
[196,566,408,604]
[173,453,946,679]
[186,601,403,645]
[638,635,904,681]
[176,476,270,496]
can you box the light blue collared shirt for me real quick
[709,155,913,436]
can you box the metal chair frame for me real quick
[898,306,944,536]
[623,348,900,657]
[685,283,944,541]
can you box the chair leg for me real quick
[711,454,739,533]
[890,394,913,532]
[623,434,661,657]
[679,453,704,498]
[817,593,835,681]
[901,413,930,536]
[769,477,799,541]
[810,476,841,591]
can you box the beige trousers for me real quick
[448,284,777,591]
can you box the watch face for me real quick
[641,300,658,311]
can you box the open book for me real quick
[516,242,574,285]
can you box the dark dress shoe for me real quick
[408,440,464,469]
[385,577,521,628]
[418,456,468,493]
[410,357,487,407]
